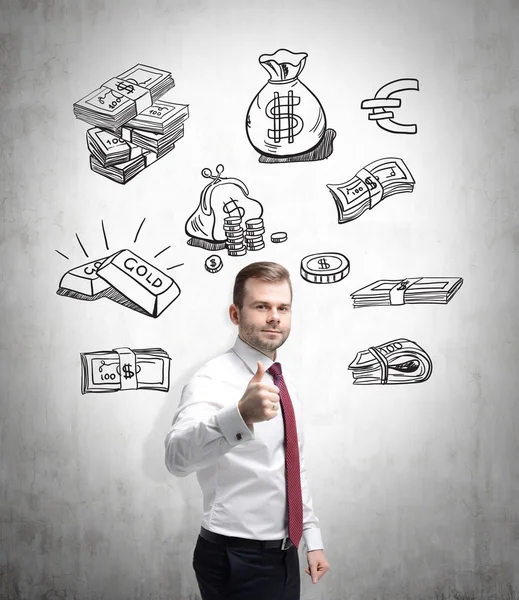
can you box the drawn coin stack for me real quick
[222,216,267,257]
[244,218,266,252]
[73,64,189,184]
[224,217,247,256]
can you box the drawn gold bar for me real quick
[97,249,180,318]
[57,255,114,300]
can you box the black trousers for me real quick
[192,534,301,600]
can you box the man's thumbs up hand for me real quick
[238,361,280,425]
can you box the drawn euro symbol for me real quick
[360,78,419,134]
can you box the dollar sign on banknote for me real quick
[122,363,135,379]
[391,360,420,373]
[115,81,135,94]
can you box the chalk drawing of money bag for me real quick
[185,164,263,250]
[246,49,327,158]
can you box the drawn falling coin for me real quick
[205,255,223,273]
[300,252,350,284]
[271,232,288,243]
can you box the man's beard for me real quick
[240,323,289,354]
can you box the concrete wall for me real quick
[1,0,518,598]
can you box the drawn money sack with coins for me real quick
[246,49,327,158]
[185,164,263,251]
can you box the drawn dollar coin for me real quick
[300,252,350,284]
[205,255,223,274]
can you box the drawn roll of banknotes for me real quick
[81,347,171,394]
[327,157,415,224]
[348,338,432,385]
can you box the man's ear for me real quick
[229,304,240,325]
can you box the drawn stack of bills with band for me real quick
[348,338,432,385]
[327,157,415,223]
[73,64,189,183]
[81,347,171,394]
[56,249,180,318]
[351,277,464,308]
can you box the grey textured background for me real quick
[1,0,518,598]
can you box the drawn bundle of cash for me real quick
[81,347,171,394]
[73,64,176,131]
[56,249,181,318]
[74,64,189,183]
[327,157,415,223]
[351,277,464,308]
[348,338,432,385]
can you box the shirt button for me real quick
[236,433,242,441]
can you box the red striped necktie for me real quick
[267,362,303,549]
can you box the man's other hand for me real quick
[305,549,330,584]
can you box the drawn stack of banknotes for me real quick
[73,64,189,184]
[351,277,464,308]
[81,347,171,394]
[327,157,415,223]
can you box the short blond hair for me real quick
[233,262,292,309]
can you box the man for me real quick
[165,261,329,599]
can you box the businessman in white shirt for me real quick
[165,261,329,600]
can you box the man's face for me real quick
[230,278,292,357]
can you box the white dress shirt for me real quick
[164,336,323,552]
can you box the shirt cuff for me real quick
[303,527,324,552]
[216,403,255,446]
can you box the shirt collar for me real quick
[232,336,277,375]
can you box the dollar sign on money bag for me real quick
[246,49,327,158]
[122,363,135,380]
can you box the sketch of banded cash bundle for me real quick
[81,347,170,394]
[351,277,464,308]
[73,64,189,184]
[327,157,415,223]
